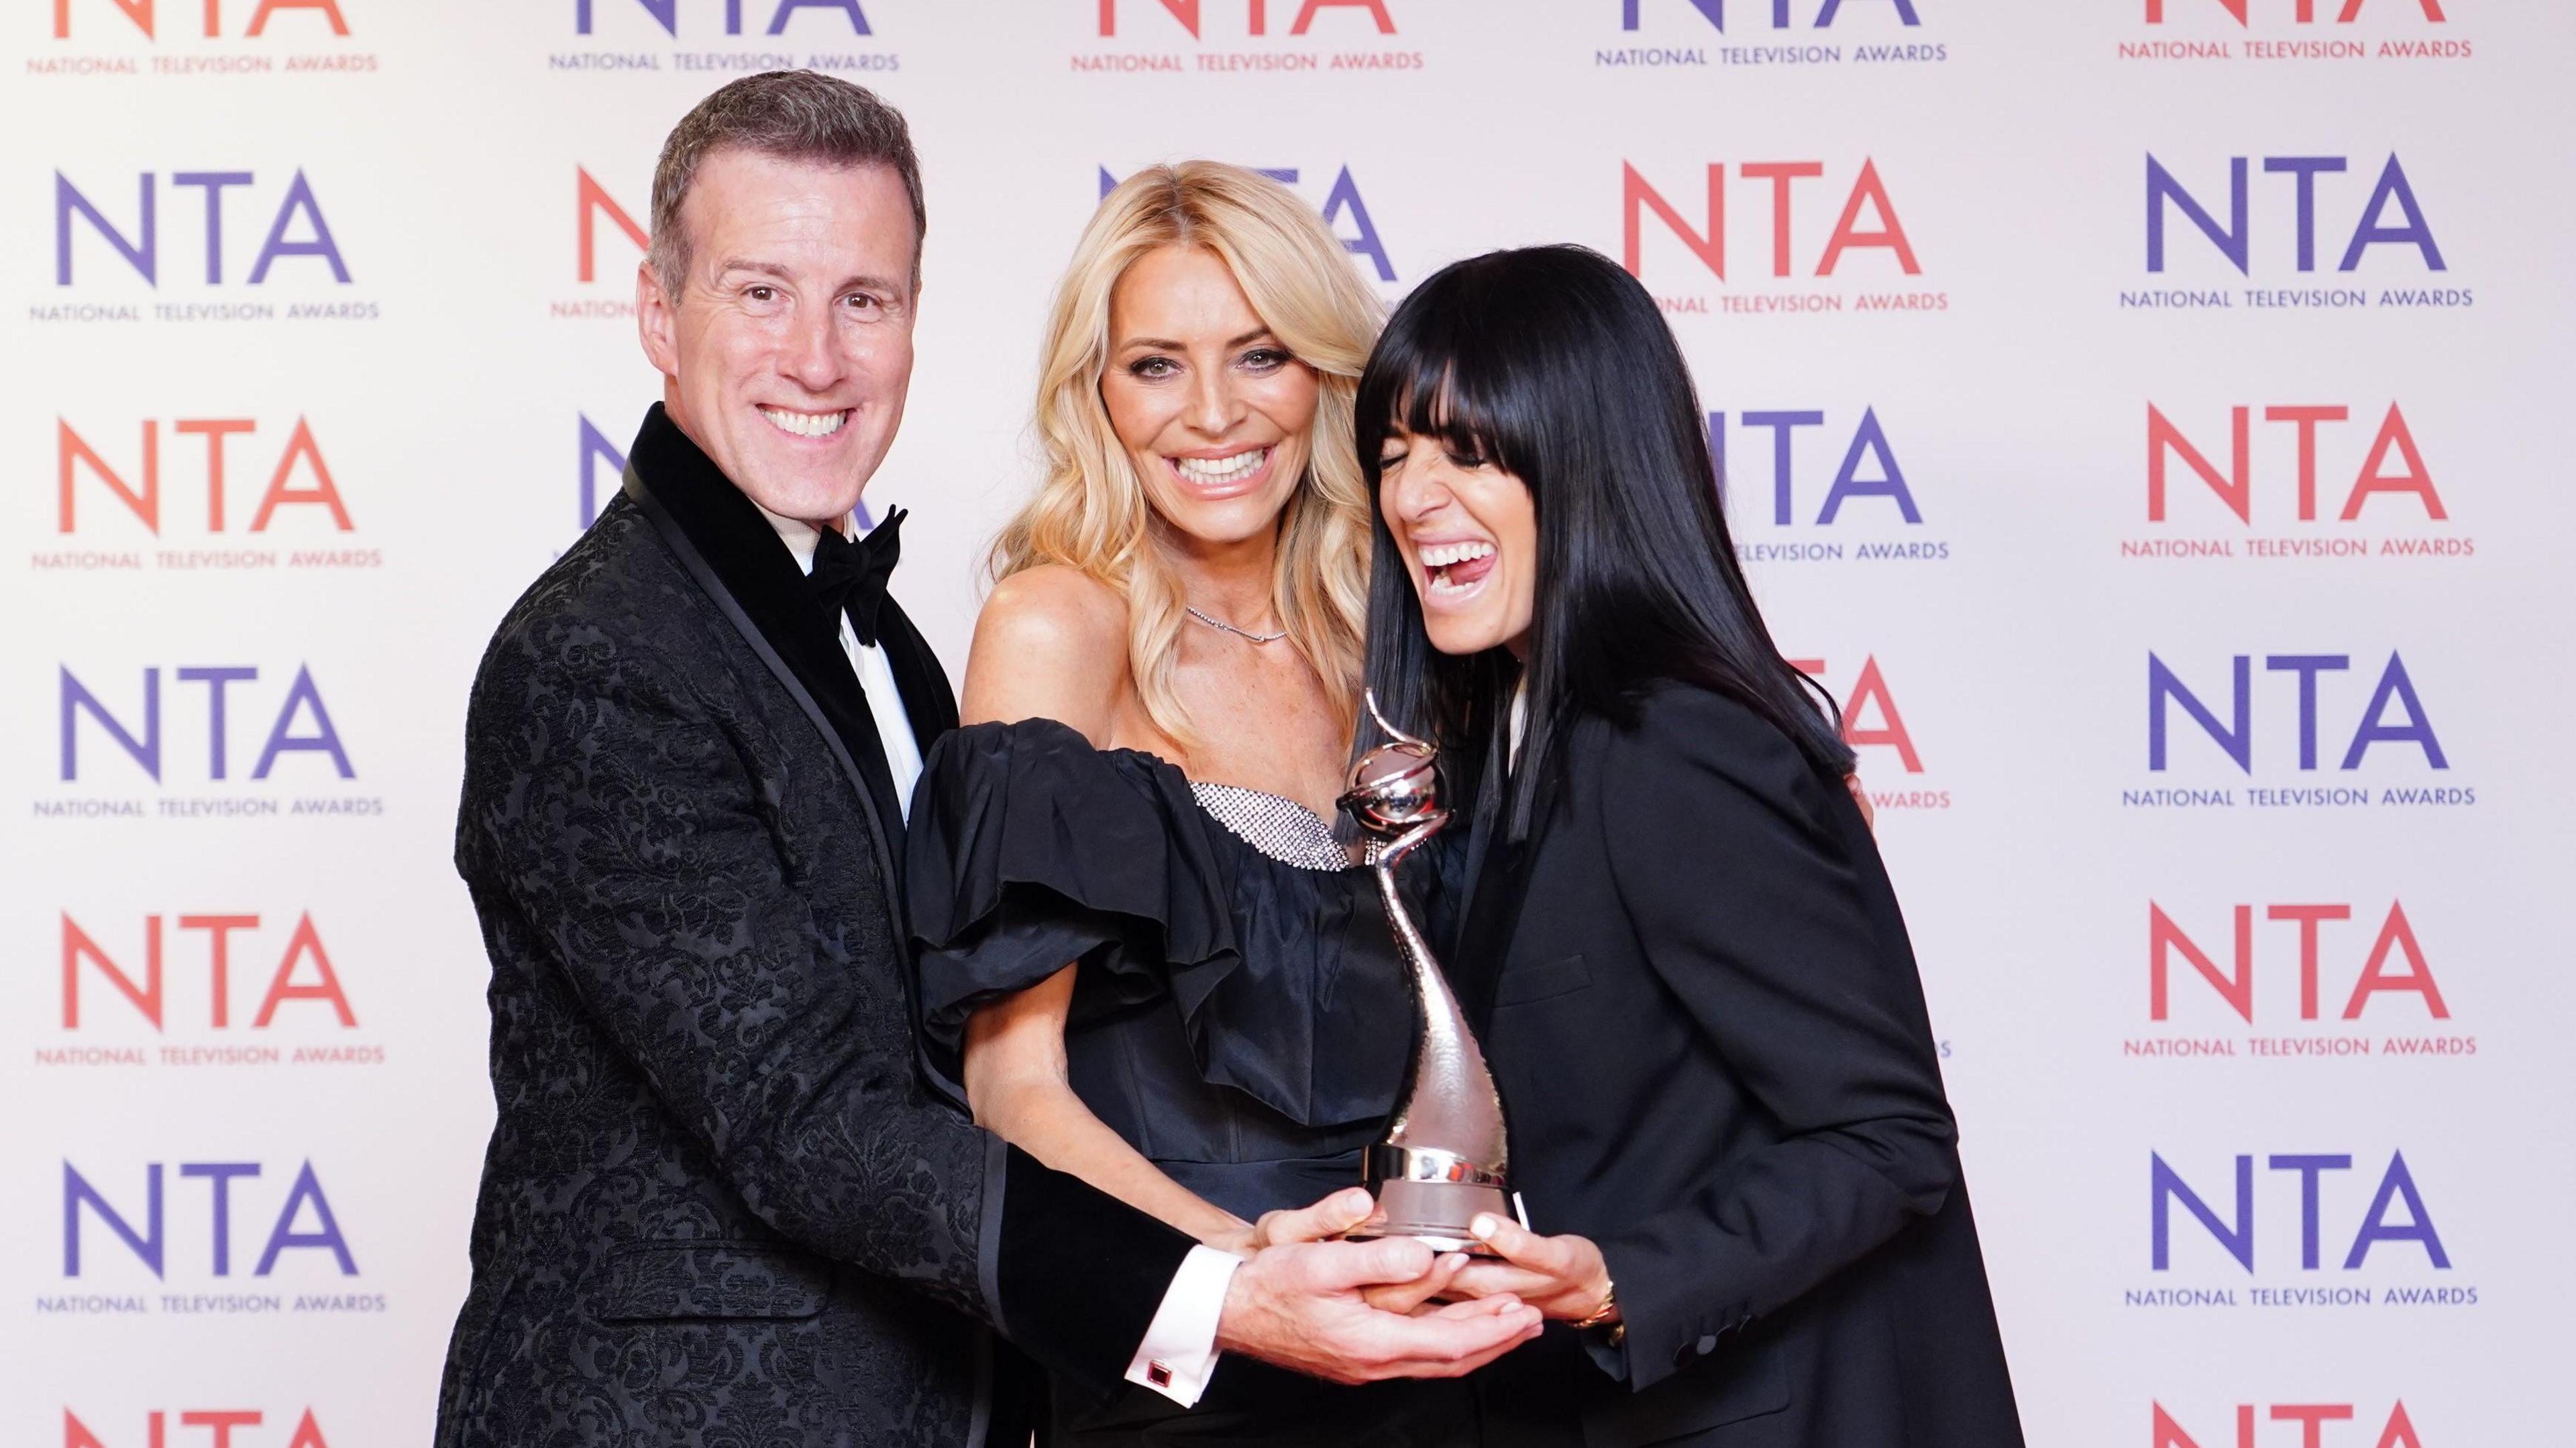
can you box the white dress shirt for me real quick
[757,504,924,818]
[757,501,1240,1406]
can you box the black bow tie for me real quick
[808,507,904,647]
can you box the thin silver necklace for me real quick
[1185,604,1287,645]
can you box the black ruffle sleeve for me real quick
[905,717,1407,1131]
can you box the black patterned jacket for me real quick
[435,405,1191,1447]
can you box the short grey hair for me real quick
[647,70,926,298]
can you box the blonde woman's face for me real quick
[1101,245,1318,549]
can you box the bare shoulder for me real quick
[980,564,1126,647]
[961,565,1130,737]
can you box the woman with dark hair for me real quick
[1355,245,2024,1447]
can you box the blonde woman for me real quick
[905,164,1481,1444]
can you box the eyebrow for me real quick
[712,258,908,295]
[1118,327,1277,352]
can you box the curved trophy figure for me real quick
[1337,691,1511,1253]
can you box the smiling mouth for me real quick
[1167,447,1272,494]
[758,404,851,439]
[1419,540,1497,597]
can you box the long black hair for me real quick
[1355,244,1854,838]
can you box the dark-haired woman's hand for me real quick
[1845,772,1876,833]
[1444,1213,1617,1325]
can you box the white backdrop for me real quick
[5,2,2572,1444]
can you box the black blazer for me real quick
[435,405,1191,1448]
[1450,681,2023,1448]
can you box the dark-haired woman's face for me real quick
[1377,429,1538,658]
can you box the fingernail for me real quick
[1469,1215,1497,1239]
[1340,1189,1372,1213]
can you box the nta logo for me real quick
[1623,0,1922,29]
[62,912,356,1030]
[55,170,349,287]
[2145,0,2444,22]
[1625,158,1917,280]
[577,0,871,34]
[64,1160,357,1278]
[1097,0,1398,38]
[1099,165,1391,280]
[1710,408,1919,526]
[2147,154,2441,275]
[52,0,351,38]
[59,416,353,535]
[2149,901,2445,1023]
[2151,1151,2446,1272]
[60,665,354,782]
[66,1410,337,1448]
[2147,403,2440,523]
[2151,1401,2427,1448]
[2147,653,2442,773]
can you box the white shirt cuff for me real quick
[1123,1243,1241,1407]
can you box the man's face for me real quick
[638,148,918,524]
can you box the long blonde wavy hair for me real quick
[992,161,1385,747]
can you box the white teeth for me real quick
[1172,447,1268,486]
[759,406,849,439]
[1422,540,1494,598]
[1418,541,1496,569]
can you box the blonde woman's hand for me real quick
[1239,1188,1470,1315]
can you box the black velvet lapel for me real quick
[622,404,910,853]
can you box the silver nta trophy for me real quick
[1336,691,1511,1254]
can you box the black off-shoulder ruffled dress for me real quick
[908,718,1474,1447]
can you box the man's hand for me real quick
[1249,1188,1463,1315]
[1214,1232,1543,1384]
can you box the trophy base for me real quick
[1344,1176,1512,1256]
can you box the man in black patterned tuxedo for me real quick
[434,72,1538,1448]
